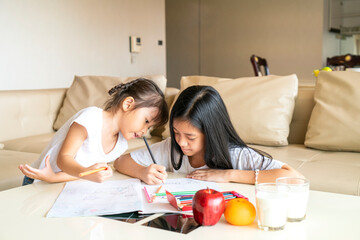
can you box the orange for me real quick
[224,198,256,226]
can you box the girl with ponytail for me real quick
[19,78,168,184]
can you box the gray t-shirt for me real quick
[130,137,284,174]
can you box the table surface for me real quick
[1,172,359,240]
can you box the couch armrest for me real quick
[0,88,67,142]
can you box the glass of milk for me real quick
[255,183,289,231]
[276,177,310,222]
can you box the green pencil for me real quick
[153,191,197,197]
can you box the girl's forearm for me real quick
[57,155,87,178]
[51,172,78,183]
[226,170,255,184]
[114,154,146,179]
[227,165,304,184]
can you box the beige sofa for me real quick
[0,75,179,191]
[1,73,359,196]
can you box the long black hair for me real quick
[169,85,272,170]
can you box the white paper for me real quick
[47,178,220,217]
[47,179,143,218]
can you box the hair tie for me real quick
[108,84,127,96]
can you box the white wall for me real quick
[0,0,166,90]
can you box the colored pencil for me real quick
[177,193,237,205]
[180,204,193,212]
[79,167,107,177]
[178,192,233,200]
[152,185,163,201]
[166,190,247,212]
[155,191,234,197]
[153,191,198,197]
[143,186,152,203]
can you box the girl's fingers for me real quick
[152,165,167,181]
[145,170,163,185]
[187,170,208,179]
[44,155,51,167]
[23,164,41,175]
[103,168,113,178]
[155,165,166,173]
[19,166,37,179]
[142,164,167,184]
[82,164,112,183]
[18,165,28,176]
[160,169,168,179]
[152,169,166,182]
[150,175,163,185]
[101,165,112,174]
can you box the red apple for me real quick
[192,188,225,226]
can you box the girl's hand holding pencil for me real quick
[79,163,113,183]
[140,137,167,185]
[139,164,167,185]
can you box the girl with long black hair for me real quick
[114,85,302,184]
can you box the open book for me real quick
[47,178,220,218]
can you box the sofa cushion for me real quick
[163,75,298,146]
[288,85,315,144]
[305,71,360,152]
[2,133,56,154]
[0,150,39,191]
[252,144,360,196]
[0,89,66,142]
[53,75,167,131]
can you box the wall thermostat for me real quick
[129,36,141,53]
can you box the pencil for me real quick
[152,185,163,201]
[143,137,166,184]
[153,191,198,197]
[180,205,193,212]
[143,137,157,164]
[143,186,152,203]
[79,167,107,177]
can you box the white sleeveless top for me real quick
[32,107,128,173]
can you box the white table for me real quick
[0,172,359,240]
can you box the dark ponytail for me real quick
[105,78,168,128]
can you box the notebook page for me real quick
[47,179,142,217]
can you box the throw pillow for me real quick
[53,75,167,132]
[305,71,360,152]
[163,74,298,146]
